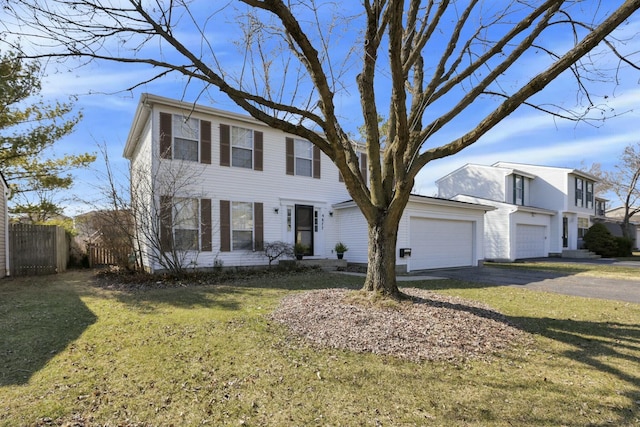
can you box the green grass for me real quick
[1,269,639,426]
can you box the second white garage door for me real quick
[515,224,547,259]
[409,217,474,270]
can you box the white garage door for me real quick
[409,218,474,270]
[515,224,546,259]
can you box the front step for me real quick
[561,249,601,259]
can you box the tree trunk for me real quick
[362,215,401,298]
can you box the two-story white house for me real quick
[124,94,492,272]
[436,162,601,261]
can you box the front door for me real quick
[295,205,314,256]
[562,217,568,248]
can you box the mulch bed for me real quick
[271,288,530,362]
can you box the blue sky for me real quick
[3,2,640,215]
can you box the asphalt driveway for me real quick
[410,259,640,304]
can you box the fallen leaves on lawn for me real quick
[271,288,530,362]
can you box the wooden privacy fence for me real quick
[10,224,69,276]
[87,243,132,267]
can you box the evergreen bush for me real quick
[583,223,618,258]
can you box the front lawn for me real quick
[1,269,639,426]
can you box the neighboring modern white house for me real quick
[436,162,602,261]
[123,93,492,273]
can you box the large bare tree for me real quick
[603,142,640,239]
[2,1,639,297]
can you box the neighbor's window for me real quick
[586,181,594,209]
[173,115,199,162]
[578,217,589,238]
[232,201,254,250]
[514,174,524,205]
[575,178,584,207]
[174,198,199,250]
[231,126,253,169]
[294,139,313,177]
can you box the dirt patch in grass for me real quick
[271,288,530,362]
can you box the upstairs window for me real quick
[596,199,606,216]
[338,152,367,183]
[513,174,524,205]
[159,112,211,164]
[173,115,199,161]
[586,181,594,209]
[575,178,584,207]
[286,137,320,178]
[294,139,313,177]
[231,126,254,169]
[219,124,263,171]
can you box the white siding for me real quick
[335,206,369,264]
[437,164,508,201]
[483,207,512,261]
[130,118,156,271]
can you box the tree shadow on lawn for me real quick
[96,267,364,312]
[507,315,640,425]
[412,278,640,422]
[0,272,98,386]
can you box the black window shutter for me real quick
[201,120,211,165]
[254,203,264,251]
[220,124,230,167]
[220,200,230,252]
[286,137,294,175]
[201,198,212,252]
[254,131,263,171]
[160,112,172,159]
[313,146,321,179]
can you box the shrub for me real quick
[583,223,618,258]
[334,242,348,253]
[614,237,634,257]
